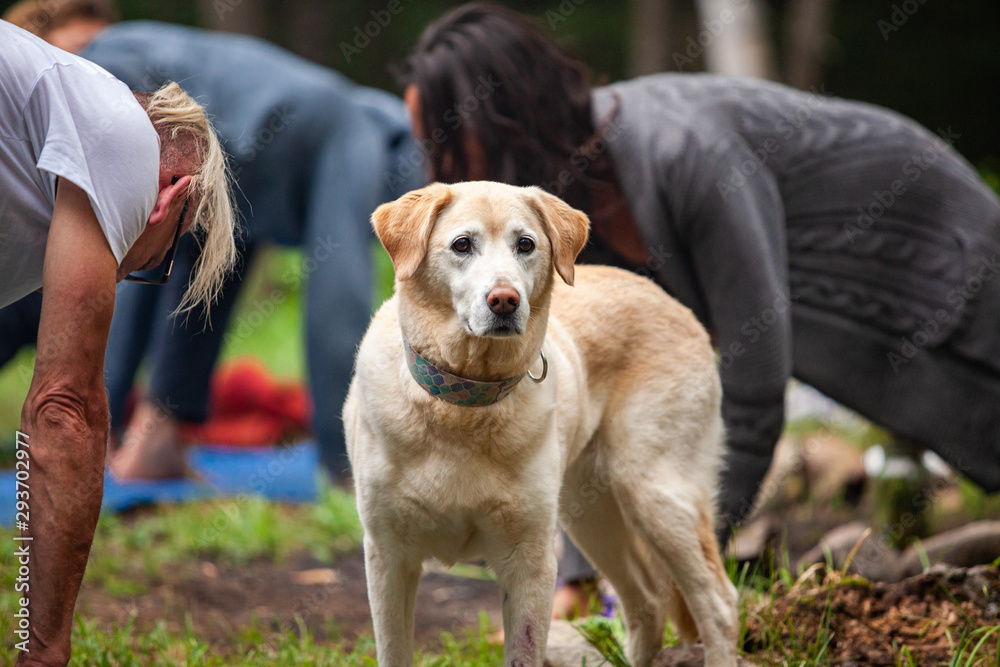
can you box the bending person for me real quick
[4,1,425,481]
[1,20,235,666]
[400,3,1000,616]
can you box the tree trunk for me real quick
[694,0,777,79]
[282,0,333,66]
[198,0,269,37]
[783,0,834,89]
[628,0,675,77]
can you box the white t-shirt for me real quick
[0,20,160,308]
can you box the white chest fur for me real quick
[353,355,564,567]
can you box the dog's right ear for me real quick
[372,183,453,281]
[528,188,590,286]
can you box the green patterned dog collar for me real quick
[403,339,545,407]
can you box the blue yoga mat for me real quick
[1,441,320,527]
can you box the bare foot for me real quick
[105,432,120,467]
[110,400,188,480]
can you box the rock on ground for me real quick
[651,645,758,666]
[544,620,758,667]
[797,520,1000,582]
[544,619,604,667]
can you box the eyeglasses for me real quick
[123,176,189,285]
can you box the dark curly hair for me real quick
[397,2,615,213]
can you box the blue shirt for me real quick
[82,21,414,245]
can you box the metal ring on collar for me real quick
[528,349,548,383]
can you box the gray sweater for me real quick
[592,74,1000,522]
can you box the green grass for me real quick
[76,481,362,595]
[213,241,395,379]
[573,616,630,667]
[980,160,1000,196]
[50,613,502,667]
[0,482,503,666]
[947,626,1000,667]
[0,613,505,667]
[4,488,999,666]
[0,483,361,652]
[0,347,33,439]
[572,554,999,667]
[217,246,307,380]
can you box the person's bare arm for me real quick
[15,178,118,667]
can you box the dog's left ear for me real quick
[528,188,590,286]
[372,183,453,281]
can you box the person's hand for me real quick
[717,448,774,546]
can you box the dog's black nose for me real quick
[487,286,519,315]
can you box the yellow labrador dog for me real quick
[343,181,738,667]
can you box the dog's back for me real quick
[549,264,724,485]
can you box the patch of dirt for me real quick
[76,549,502,650]
[75,549,1000,664]
[744,565,1000,665]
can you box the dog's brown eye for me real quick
[517,237,535,254]
[452,236,471,254]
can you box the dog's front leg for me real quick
[364,533,422,667]
[491,537,558,667]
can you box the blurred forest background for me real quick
[0,0,997,430]
[2,0,998,168]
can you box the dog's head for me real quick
[373,181,589,338]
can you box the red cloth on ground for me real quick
[179,359,310,446]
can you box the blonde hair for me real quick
[139,83,238,315]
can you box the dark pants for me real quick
[103,233,254,429]
[102,124,424,480]
[0,291,42,366]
